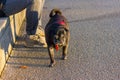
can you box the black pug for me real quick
[45,9,70,67]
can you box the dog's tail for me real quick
[49,9,62,18]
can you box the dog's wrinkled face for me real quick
[53,28,67,47]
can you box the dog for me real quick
[45,9,70,67]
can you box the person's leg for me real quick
[35,0,46,46]
[25,0,46,47]
[26,0,44,35]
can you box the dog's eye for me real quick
[55,35,59,39]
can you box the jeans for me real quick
[2,0,45,35]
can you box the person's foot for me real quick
[24,26,47,47]
[24,34,40,47]
[36,26,47,47]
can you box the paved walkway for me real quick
[1,0,120,80]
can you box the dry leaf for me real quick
[20,66,28,69]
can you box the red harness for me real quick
[58,20,65,25]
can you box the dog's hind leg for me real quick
[48,47,56,67]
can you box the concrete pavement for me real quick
[1,0,120,80]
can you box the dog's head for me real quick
[53,27,68,47]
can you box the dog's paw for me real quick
[49,62,56,67]
[49,64,54,67]
[62,56,67,60]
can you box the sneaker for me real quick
[36,26,47,47]
[36,26,45,37]
[38,35,47,47]
[24,34,40,47]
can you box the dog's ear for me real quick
[49,9,62,18]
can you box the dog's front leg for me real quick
[48,46,55,67]
[62,45,68,60]
[62,32,70,60]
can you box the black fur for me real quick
[45,9,70,67]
